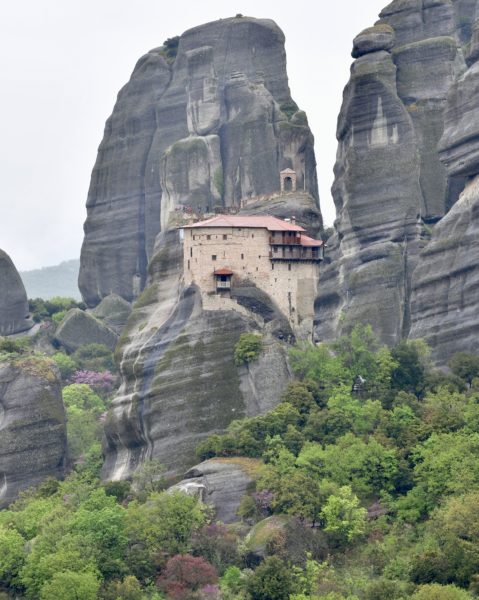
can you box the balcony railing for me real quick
[269,248,322,262]
[216,281,231,289]
[269,236,301,245]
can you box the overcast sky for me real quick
[0,0,387,270]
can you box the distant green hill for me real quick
[20,259,81,300]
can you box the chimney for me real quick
[292,216,296,225]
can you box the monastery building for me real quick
[182,215,323,339]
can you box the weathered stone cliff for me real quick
[410,14,479,363]
[315,0,477,350]
[102,227,294,480]
[0,250,33,336]
[79,16,319,307]
[0,358,67,507]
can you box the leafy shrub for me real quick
[72,343,116,372]
[52,352,76,379]
[234,333,262,366]
[29,297,82,323]
[157,554,218,599]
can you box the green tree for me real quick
[410,432,479,513]
[411,583,473,599]
[320,486,367,543]
[72,343,116,372]
[131,459,166,495]
[39,570,100,600]
[449,352,479,387]
[101,575,145,600]
[52,352,77,379]
[125,490,206,581]
[247,556,295,600]
[0,525,26,586]
[391,340,429,397]
[62,384,105,413]
[297,434,398,497]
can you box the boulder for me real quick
[0,250,33,336]
[54,308,117,353]
[352,24,395,58]
[170,458,260,523]
[0,358,67,507]
[92,293,132,334]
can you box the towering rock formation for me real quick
[89,17,322,479]
[410,16,479,363]
[0,250,33,336]
[79,16,319,307]
[316,0,475,348]
[0,358,67,507]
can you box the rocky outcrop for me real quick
[410,176,479,363]
[0,358,67,507]
[54,308,118,352]
[410,17,479,363]
[102,226,294,481]
[315,0,474,348]
[80,17,320,307]
[0,250,33,336]
[92,294,132,335]
[171,458,259,523]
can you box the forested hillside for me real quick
[20,260,80,301]
[1,326,479,599]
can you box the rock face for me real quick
[92,294,132,335]
[102,228,293,480]
[315,0,476,349]
[171,458,257,523]
[54,308,118,353]
[0,250,33,336]
[410,176,479,363]
[79,17,319,307]
[410,16,479,363]
[0,358,67,507]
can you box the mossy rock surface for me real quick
[55,309,118,352]
[0,361,67,507]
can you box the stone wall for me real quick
[183,226,319,339]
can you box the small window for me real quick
[241,254,244,260]
[223,234,227,240]
[256,267,258,271]
[271,264,274,270]
[187,260,190,270]
[288,264,292,271]
[274,247,278,253]
[212,255,217,261]
[252,234,254,238]
[193,235,196,240]
[207,235,211,240]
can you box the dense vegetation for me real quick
[1,325,479,599]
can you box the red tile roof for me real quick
[300,235,324,247]
[183,215,305,232]
[214,268,234,276]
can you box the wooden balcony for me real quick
[216,280,231,289]
[269,235,301,245]
[269,247,323,262]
